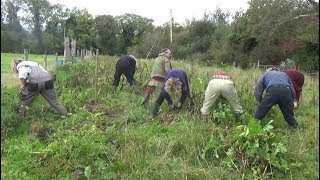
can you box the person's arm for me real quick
[18,66,30,91]
[287,78,296,99]
[131,58,136,75]
[19,78,26,91]
[178,90,188,107]
[179,76,189,105]
[164,90,174,109]
[164,59,172,74]
[254,76,265,103]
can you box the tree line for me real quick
[1,0,319,71]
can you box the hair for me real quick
[164,77,182,95]
[129,55,136,60]
[11,59,24,74]
[266,66,279,72]
[161,48,170,53]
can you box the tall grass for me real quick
[1,54,319,179]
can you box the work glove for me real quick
[176,102,182,110]
[189,104,195,114]
[169,103,175,110]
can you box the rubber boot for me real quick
[111,85,117,94]
[142,92,150,105]
[235,113,241,123]
[151,102,161,118]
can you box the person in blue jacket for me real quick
[150,69,194,117]
[254,67,298,130]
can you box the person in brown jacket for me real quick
[142,48,172,105]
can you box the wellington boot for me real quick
[151,102,161,117]
[235,113,241,123]
[142,93,150,105]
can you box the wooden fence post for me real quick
[55,53,58,67]
[24,49,28,60]
[71,38,76,63]
[44,54,48,70]
[95,49,99,103]
[64,37,71,64]
[257,60,260,69]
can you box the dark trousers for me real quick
[112,67,135,86]
[155,88,172,106]
[254,85,298,126]
[18,80,68,116]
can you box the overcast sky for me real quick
[48,0,250,25]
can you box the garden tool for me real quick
[119,77,126,90]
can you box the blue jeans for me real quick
[254,85,298,126]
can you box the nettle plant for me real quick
[201,118,301,177]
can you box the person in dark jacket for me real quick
[11,59,68,116]
[281,69,304,108]
[254,67,298,129]
[112,55,139,94]
[150,69,194,117]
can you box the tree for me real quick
[1,0,26,52]
[93,15,119,55]
[65,8,95,49]
[21,0,51,53]
[116,13,153,54]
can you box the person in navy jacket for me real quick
[254,67,298,129]
[150,69,194,117]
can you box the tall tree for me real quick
[94,15,119,55]
[1,0,25,52]
[65,8,95,49]
[116,13,153,54]
[21,0,51,52]
[42,3,67,53]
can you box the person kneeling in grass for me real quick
[11,59,68,117]
[200,72,243,122]
[150,69,194,118]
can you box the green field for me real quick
[1,53,63,88]
[1,53,319,179]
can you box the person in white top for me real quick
[11,59,68,116]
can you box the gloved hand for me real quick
[169,103,175,110]
[189,104,195,114]
[176,102,182,110]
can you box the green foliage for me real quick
[201,118,301,178]
[116,13,153,54]
[1,50,318,179]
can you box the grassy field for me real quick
[1,53,319,179]
[1,53,63,88]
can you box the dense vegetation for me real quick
[1,53,319,179]
[1,0,319,71]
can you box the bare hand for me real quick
[20,85,26,91]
